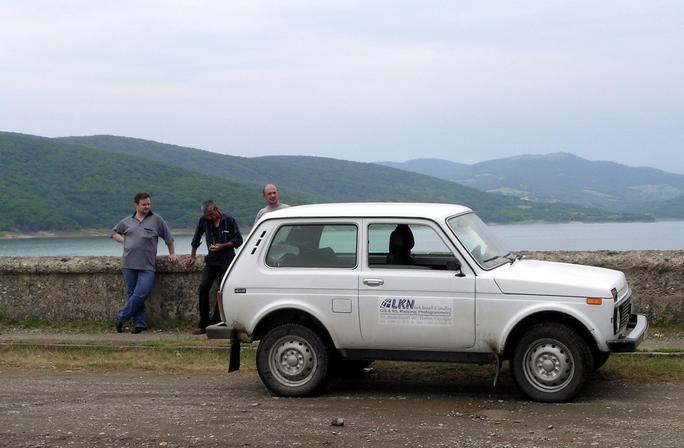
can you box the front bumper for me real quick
[606,314,648,352]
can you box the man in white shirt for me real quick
[254,183,290,224]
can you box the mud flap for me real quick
[228,338,241,372]
[493,355,501,388]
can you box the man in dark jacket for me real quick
[186,200,243,335]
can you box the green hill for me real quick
[637,195,684,220]
[0,132,302,231]
[380,154,684,217]
[0,132,649,232]
[60,135,648,222]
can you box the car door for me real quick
[257,220,362,347]
[358,219,476,349]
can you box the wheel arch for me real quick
[502,310,599,361]
[252,307,337,349]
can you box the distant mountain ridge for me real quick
[0,132,271,231]
[60,135,648,223]
[0,132,650,232]
[380,158,470,180]
[379,153,684,217]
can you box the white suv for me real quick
[208,203,647,402]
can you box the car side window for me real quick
[368,223,458,270]
[266,224,357,268]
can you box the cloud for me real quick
[0,1,682,172]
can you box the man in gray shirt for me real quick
[111,192,178,333]
[254,183,290,225]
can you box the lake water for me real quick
[0,221,682,257]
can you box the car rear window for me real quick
[265,224,357,268]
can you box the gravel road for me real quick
[1,366,682,448]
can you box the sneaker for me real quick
[116,321,123,333]
[192,327,206,335]
[131,327,146,334]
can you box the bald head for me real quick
[262,184,280,206]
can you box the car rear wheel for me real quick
[256,323,330,397]
[511,323,593,402]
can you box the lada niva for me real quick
[207,203,647,402]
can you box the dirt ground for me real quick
[1,365,682,448]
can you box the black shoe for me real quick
[131,327,146,334]
[116,321,123,333]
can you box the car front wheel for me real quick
[511,323,593,402]
[256,323,330,397]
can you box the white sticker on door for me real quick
[378,298,453,326]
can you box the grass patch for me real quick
[0,345,257,373]
[643,348,684,354]
[597,354,684,382]
[137,338,230,348]
[17,319,45,329]
[0,318,198,333]
[1,344,682,383]
[2,319,115,332]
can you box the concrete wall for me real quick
[0,251,682,327]
[0,256,202,327]
[521,251,684,326]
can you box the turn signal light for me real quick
[586,297,603,305]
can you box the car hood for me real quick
[493,259,627,298]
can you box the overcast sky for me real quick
[2,1,683,173]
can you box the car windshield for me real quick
[446,213,514,270]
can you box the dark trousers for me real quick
[198,264,228,328]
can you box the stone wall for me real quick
[0,251,682,327]
[521,251,684,326]
[0,256,202,327]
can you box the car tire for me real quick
[511,323,593,402]
[256,323,330,397]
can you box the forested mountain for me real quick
[62,135,503,206]
[379,154,684,217]
[0,132,649,232]
[381,158,470,180]
[0,133,274,231]
[60,135,648,224]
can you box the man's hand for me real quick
[209,243,226,252]
[185,255,196,268]
[168,254,179,264]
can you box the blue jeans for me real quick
[117,269,155,329]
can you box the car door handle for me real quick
[363,278,384,287]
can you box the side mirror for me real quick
[446,259,466,277]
